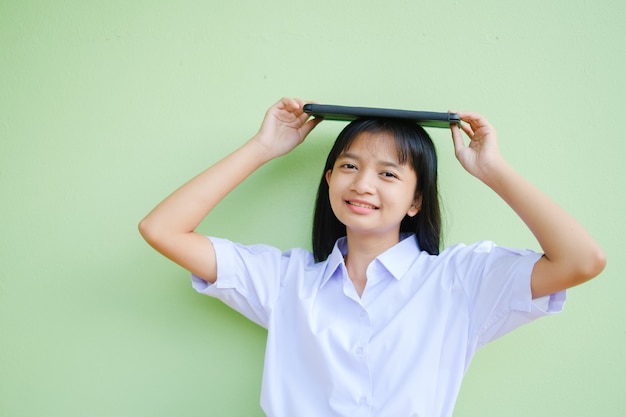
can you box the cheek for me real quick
[326,173,347,198]
[326,180,349,219]
[327,183,342,208]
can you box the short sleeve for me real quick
[191,237,287,328]
[450,241,566,348]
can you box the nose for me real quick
[351,170,376,195]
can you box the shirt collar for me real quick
[320,237,349,288]
[320,234,421,287]
[377,233,421,280]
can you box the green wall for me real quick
[1,1,624,416]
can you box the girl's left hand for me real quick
[450,112,505,183]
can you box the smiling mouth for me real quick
[347,200,379,210]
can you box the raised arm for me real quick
[138,98,322,283]
[450,112,606,298]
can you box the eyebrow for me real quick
[339,152,402,169]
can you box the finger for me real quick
[450,123,466,153]
[299,117,323,138]
[460,122,475,140]
[451,113,475,140]
[272,98,311,126]
[276,97,302,115]
[456,111,484,122]
[292,97,309,113]
[458,111,493,132]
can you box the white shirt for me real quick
[192,234,565,417]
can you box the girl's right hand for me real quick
[139,97,322,284]
[252,97,323,160]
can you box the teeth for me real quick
[349,201,377,209]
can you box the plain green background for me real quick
[1,1,624,416]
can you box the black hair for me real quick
[312,118,441,262]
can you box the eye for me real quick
[381,171,398,179]
[340,163,357,170]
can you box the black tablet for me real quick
[303,104,460,128]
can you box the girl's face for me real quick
[325,131,421,242]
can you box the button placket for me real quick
[353,305,372,415]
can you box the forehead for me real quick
[342,132,398,154]
[341,131,403,162]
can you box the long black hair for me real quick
[312,118,441,262]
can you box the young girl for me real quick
[139,97,605,417]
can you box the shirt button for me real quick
[355,346,364,355]
[359,396,369,406]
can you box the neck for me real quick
[345,229,401,260]
[343,230,400,297]
[346,231,400,275]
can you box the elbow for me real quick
[572,246,607,286]
[138,216,161,247]
[138,217,150,240]
[585,246,607,280]
[534,247,606,297]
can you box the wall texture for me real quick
[1,1,624,416]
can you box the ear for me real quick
[325,169,332,185]
[407,194,422,217]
